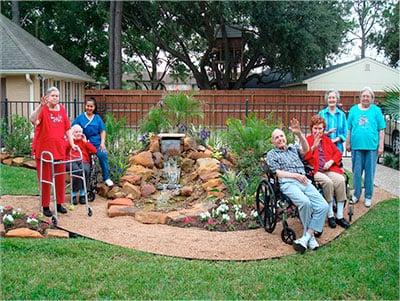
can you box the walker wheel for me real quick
[51,216,58,226]
[87,207,93,217]
[281,228,296,245]
[348,206,353,222]
[87,191,96,202]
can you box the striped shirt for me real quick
[318,107,348,153]
[266,144,305,176]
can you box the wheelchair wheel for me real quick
[348,204,353,222]
[87,191,96,202]
[281,227,296,245]
[51,216,58,226]
[255,179,277,233]
[87,207,93,217]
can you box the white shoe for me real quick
[308,236,319,251]
[105,179,114,187]
[364,198,372,208]
[350,195,359,204]
[293,234,310,254]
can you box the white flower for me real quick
[3,214,14,223]
[216,203,229,215]
[234,211,247,222]
[221,214,230,222]
[200,211,211,222]
[233,204,242,212]
[0,206,3,213]
[27,217,38,225]
[251,209,258,219]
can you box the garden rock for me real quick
[181,158,195,173]
[108,205,137,218]
[180,186,194,197]
[127,165,154,181]
[22,159,37,169]
[152,152,164,169]
[97,183,110,198]
[207,190,225,200]
[2,158,13,166]
[0,152,10,161]
[12,157,25,166]
[183,137,197,151]
[149,136,160,153]
[135,211,170,224]
[5,227,44,238]
[199,171,221,182]
[107,186,126,199]
[167,202,214,222]
[188,151,211,160]
[107,198,133,209]
[220,158,234,169]
[0,223,5,237]
[120,174,142,185]
[196,158,220,170]
[202,178,224,190]
[46,229,69,238]
[122,183,141,199]
[141,183,156,197]
[130,151,154,169]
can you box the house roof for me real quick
[0,14,94,82]
[302,59,359,81]
[216,25,242,39]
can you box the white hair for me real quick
[360,86,375,100]
[46,86,59,95]
[324,89,340,101]
[71,124,83,134]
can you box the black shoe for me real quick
[43,207,53,217]
[72,196,78,205]
[79,196,86,205]
[314,231,323,238]
[57,204,67,214]
[328,217,337,228]
[336,218,351,229]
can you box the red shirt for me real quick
[304,134,344,175]
[68,139,97,163]
[35,104,70,160]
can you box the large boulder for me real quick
[120,174,142,185]
[126,165,154,181]
[152,152,164,169]
[181,158,195,173]
[188,151,211,160]
[135,211,170,224]
[108,205,137,218]
[23,159,37,169]
[107,186,126,199]
[196,158,220,181]
[141,183,156,197]
[149,135,160,153]
[107,198,134,209]
[12,157,25,166]
[180,186,194,197]
[183,136,197,151]
[46,229,69,238]
[5,228,44,238]
[130,151,155,169]
[122,183,141,199]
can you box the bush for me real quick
[139,107,170,134]
[0,115,32,156]
[383,153,399,170]
[105,113,142,183]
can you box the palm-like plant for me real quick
[381,86,400,120]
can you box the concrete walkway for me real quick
[343,157,400,197]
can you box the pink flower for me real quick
[183,216,193,224]
[207,218,216,225]
[4,205,13,211]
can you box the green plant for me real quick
[381,86,400,120]
[383,152,399,170]
[105,113,141,183]
[139,107,171,134]
[0,115,33,156]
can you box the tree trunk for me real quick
[108,1,115,89]
[113,1,123,89]
[11,0,20,26]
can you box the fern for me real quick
[381,86,400,120]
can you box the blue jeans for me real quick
[280,178,329,234]
[96,147,110,181]
[352,150,377,200]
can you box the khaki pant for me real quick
[314,171,346,203]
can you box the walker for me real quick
[39,148,93,225]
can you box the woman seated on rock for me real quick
[304,115,350,229]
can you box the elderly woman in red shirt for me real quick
[304,115,350,229]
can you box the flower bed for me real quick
[168,199,261,231]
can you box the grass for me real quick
[1,199,399,300]
[0,164,38,196]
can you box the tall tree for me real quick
[123,1,350,90]
[11,0,20,25]
[108,0,123,89]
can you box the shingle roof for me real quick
[302,59,359,81]
[0,14,93,82]
[216,25,242,39]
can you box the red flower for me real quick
[207,218,216,225]
[183,216,193,224]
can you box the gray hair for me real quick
[324,89,340,102]
[46,86,59,95]
[360,86,375,100]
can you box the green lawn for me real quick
[1,199,399,300]
[0,164,38,195]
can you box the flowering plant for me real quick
[3,214,14,226]
[200,211,211,222]
[12,208,24,219]
[26,216,39,228]
[221,213,230,223]
[215,202,229,216]
[234,210,247,222]
[250,209,259,220]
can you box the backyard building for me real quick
[0,14,94,110]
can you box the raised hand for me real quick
[289,118,302,136]
[312,132,322,150]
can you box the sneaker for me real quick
[72,196,78,206]
[350,195,359,204]
[79,196,86,205]
[56,204,67,214]
[308,236,319,251]
[336,218,351,229]
[105,179,114,187]
[43,207,53,217]
[328,217,337,228]
[364,198,372,208]
[293,235,309,254]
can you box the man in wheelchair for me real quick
[266,119,329,254]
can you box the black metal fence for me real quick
[1,98,397,155]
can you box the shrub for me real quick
[0,115,32,156]
[139,107,170,134]
[383,153,399,170]
[105,113,142,183]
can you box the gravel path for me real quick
[0,187,395,261]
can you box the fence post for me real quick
[1,98,8,128]
[245,97,249,118]
[73,98,77,119]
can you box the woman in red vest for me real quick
[30,87,77,217]
[304,115,350,229]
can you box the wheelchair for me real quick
[86,154,99,202]
[255,158,353,245]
